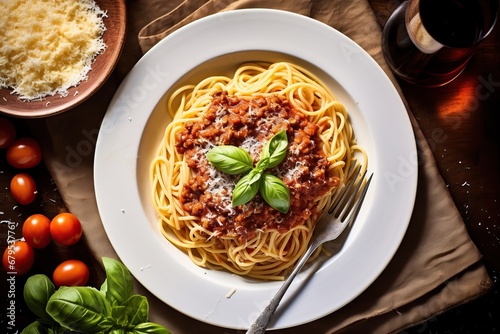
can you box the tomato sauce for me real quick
[175,91,338,241]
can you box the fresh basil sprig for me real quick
[207,130,290,213]
[22,257,170,334]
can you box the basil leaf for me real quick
[246,169,262,185]
[261,130,288,168]
[109,329,126,334]
[23,274,56,324]
[232,172,260,207]
[111,305,127,326]
[46,286,114,332]
[102,257,134,306]
[255,157,270,172]
[21,321,49,334]
[100,278,108,295]
[132,322,171,334]
[260,173,290,213]
[207,145,254,175]
[123,295,149,326]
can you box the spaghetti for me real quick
[151,62,366,280]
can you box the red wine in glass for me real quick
[382,0,498,87]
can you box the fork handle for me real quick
[246,242,319,334]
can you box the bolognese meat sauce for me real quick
[175,91,339,241]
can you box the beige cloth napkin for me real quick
[28,0,492,333]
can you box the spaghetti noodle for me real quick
[151,62,366,280]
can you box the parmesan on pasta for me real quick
[151,62,367,280]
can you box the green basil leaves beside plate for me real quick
[22,257,170,334]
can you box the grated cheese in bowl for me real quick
[0,0,107,101]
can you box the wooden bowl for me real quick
[0,0,126,118]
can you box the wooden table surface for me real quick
[1,1,499,333]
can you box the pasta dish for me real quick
[151,62,366,280]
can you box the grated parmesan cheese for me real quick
[0,0,107,100]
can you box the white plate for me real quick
[94,9,417,330]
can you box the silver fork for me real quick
[246,164,373,334]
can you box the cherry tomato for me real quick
[6,137,42,169]
[10,173,37,205]
[50,213,83,246]
[0,117,16,149]
[22,214,52,249]
[52,259,90,287]
[2,240,35,275]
